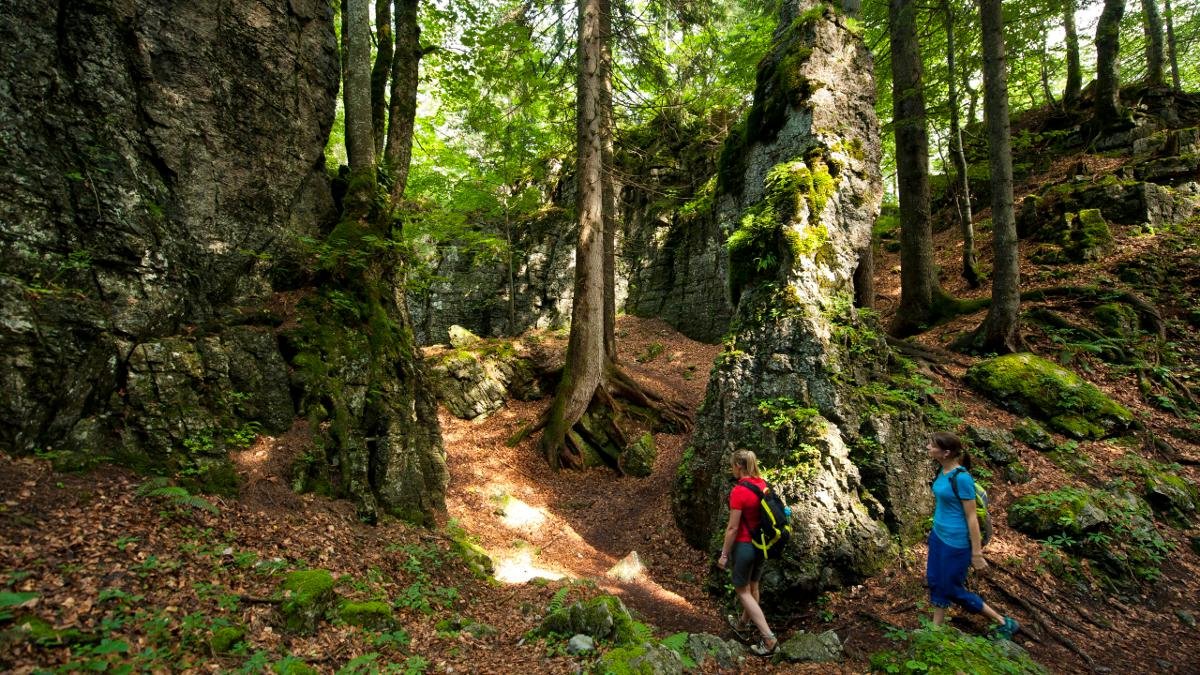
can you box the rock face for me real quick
[0,0,337,459]
[0,0,446,523]
[672,0,930,604]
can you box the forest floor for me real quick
[4,140,1200,675]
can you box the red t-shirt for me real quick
[729,477,767,543]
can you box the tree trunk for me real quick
[371,0,393,159]
[542,0,607,467]
[600,0,617,360]
[1165,0,1180,90]
[344,0,376,181]
[889,0,944,336]
[385,0,420,202]
[1142,0,1165,86]
[945,0,978,288]
[1038,19,1057,107]
[1094,0,1126,129]
[854,243,875,308]
[965,0,1021,354]
[1063,0,1082,104]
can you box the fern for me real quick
[661,632,697,669]
[547,587,570,614]
[136,479,219,514]
[630,620,654,643]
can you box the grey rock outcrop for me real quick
[0,0,446,524]
[673,0,930,605]
[0,0,337,460]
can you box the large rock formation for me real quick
[0,0,446,522]
[672,0,931,604]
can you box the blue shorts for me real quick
[730,542,764,588]
[926,531,984,612]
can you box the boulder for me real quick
[427,343,545,421]
[278,570,336,635]
[337,600,394,630]
[539,596,637,644]
[776,630,842,663]
[966,353,1135,439]
[684,633,746,670]
[593,643,685,675]
[1012,419,1057,453]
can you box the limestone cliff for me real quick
[671,0,933,603]
[0,0,445,523]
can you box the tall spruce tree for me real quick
[1094,0,1126,128]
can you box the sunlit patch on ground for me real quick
[493,549,567,584]
[499,495,546,529]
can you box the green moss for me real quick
[280,570,336,635]
[338,600,394,630]
[594,643,654,675]
[1091,302,1139,335]
[272,660,320,675]
[210,626,245,653]
[965,353,1135,439]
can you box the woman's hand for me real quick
[971,552,988,570]
[717,552,729,570]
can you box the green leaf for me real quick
[0,591,38,608]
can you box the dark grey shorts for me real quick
[730,542,764,587]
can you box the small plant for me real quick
[635,341,666,363]
[136,478,219,515]
[870,623,1046,674]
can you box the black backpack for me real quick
[738,480,792,560]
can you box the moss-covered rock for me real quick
[622,433,657,478]
[1013,419,1057,452]
[593,642,685,675]
[965,353,1135,439]
[539,595,637,645]
[777,630,842,663]
[338,600,394,630]
[272,659,320,675]
[209,625,246,654]
[1091,303,1140,336]
[1008,487,1110,539]
[1063,209,1114,262]
[279,570,336,635]
[683,633,746,670]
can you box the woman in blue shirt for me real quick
[927,432,1019,638]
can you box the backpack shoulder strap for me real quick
[947,467,968,502]
[737,480,766,501]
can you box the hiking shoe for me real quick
[995,616,1020,640]
[750,636,778,657]
[725,613,751,638]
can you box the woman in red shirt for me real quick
[717,449,778,656]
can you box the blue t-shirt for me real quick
[931,468,976,549]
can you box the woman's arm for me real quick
[962,498,987,569]
[718,509,742,570]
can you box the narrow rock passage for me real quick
[440,316,726,635]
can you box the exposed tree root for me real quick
[1020,285,1166,339]
[885,335,973,369]
[983,576,1103,671]
[538,362,694,471]
[1025,307,1129,362]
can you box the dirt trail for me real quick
[439,316,727,635]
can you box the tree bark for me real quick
[542,0,607,467]
[945,0,978,288]
[385,0,421,202]
[371,0,394,159]
[344,0,377,178]
[600,0,617,360]
[1165,0,1180,90]
[889,0,944,335]
[1094,0,1126,129]
[1142,0,1166,86]
[968,0,1021,353]
[1063,0,1082,104]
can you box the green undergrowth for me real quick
[870,623,1046,674]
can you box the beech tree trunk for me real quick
[945,0,978,288]
[344,0,376,179]
[1165,0,1180,90]
[1141,0,1165,86]
[371,0,393,159]
[385,0,421,202]
[889,0,944,335]
[970,0,1021,353]
[1094,0,1126,128]
[1063,0,1082,104]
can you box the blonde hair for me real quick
[731,449,761,477]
